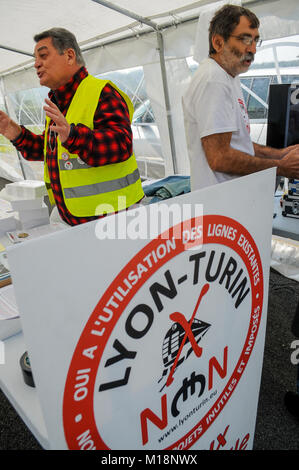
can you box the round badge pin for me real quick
[65,161,73,170]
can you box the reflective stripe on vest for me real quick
[44,75,144,217]
[63,168,140,199]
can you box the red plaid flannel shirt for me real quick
[12,67,133,225]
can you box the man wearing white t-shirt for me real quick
[183,4,299,191]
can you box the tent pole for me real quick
[0,44,33,57]
[91,0,178,174]
[156,31,178,174]
[91,0,158,30]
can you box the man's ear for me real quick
[211,34,225,53]
[65,48,76,65]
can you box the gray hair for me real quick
[34,27,85,66]
[209,4,260,55]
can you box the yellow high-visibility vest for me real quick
[44,75,144,217]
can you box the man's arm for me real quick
[0,110,44,161]
[253,142,299,160]
[0,111,22,141]
[202,132,299,179]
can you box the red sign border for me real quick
[63,215,264,449]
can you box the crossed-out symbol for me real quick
[166,283,210,388]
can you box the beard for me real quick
[221,45,255,76]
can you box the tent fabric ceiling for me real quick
[0,0,218,75]
[0,0,298,77]
[0,0,298,180]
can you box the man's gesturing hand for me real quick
[44,98,71,144]
[0,111,22,141]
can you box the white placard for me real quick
[7,169,275,450]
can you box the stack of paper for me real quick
[0,284,18,320]
[0,250,11,287]
[0,284,21,340]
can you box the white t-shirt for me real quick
[182,57,254,191]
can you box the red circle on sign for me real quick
[63,215,263,449]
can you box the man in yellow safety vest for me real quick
[0,28,144,225]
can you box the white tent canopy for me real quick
[0,0,299,181]
[1,0,299,78]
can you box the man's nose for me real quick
[246,41,257,54]
[34,57,41,69]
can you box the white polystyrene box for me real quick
[18,207,49,223]
[10,198,45,212]
[5,181,47,200]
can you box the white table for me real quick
[0,331,49,449]
[0,195,64,449]
[0,218,61,450]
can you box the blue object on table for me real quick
[143,175,190,203]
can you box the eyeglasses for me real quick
[230,35,263,47]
